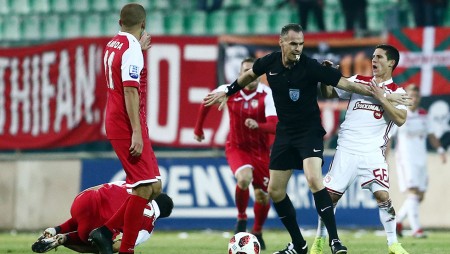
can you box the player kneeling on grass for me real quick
[31,181,173,253]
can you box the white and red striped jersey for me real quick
[216,83,277,154]
[394,108,432,167]
[104,31,149,140]
[335,75,407,156]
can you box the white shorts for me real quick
[395,158,428,192]
[324,149,390,195]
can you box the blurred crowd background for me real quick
[0,0,448,46]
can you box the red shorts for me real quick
[225,145,270,192]
[110,139,160,187]
[70,191,102,243]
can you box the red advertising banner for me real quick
[0,36,220,150]
[146,36,220,147]
[0,38,109,150]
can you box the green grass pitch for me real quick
[1,229,449,253]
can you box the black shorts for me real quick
[269,126,325,170]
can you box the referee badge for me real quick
[289,89,300,101]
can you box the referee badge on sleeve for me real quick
[289,89,300,101]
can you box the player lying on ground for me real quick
[31,181,173,253]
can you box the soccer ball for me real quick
[228,232,260,254]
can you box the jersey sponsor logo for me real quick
[353,101,384,119]
[289,89,300,101]
[129,65,139,79]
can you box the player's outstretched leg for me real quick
[313,189,347,254]
[272,195,308,254]
[88,226,113,254]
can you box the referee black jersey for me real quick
[252,51,341,131]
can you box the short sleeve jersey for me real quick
[394,108,431,166]
[104,32,149,139]
[335,75,407,155]
[215,83,276,155]
[252,51,341,131]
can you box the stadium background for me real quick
[0,0,449,233]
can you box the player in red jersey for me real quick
[194,57,278,250]
[89,4,162,254]
[31,182,173,253]
[311,45,411,254]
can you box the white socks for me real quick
[406,195,421,232]
[378,199,398,246]
[397,194,421,232]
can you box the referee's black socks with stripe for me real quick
[273,194,307,248]
[313,188,340,245]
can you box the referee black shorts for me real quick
[269,127,325,170]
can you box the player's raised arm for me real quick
[336,77,372,96]
[204,69,259,110]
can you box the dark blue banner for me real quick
[81,156,379,230]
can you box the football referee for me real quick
[204,23,373,254]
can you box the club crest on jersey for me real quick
[129,65,139,79]
[353,101,384,119]
[289,89,300,101]
[251,99,258,108]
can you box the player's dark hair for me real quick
[241,57,255,65]
[120,3,146,28]
[280,23,303,37]
[376,44,400,71]
[155,193,174,218]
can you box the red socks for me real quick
[119,195,148,253]
[235,186,250,220]
[253,201,270,233]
